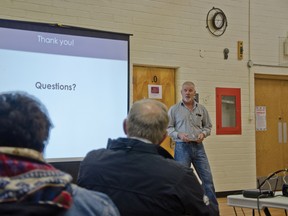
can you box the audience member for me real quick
[0,91,120,216]
[78,99,217,216]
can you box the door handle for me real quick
[283,122,287,144]
[278,122,283,143]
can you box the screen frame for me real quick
[0,18,131,162]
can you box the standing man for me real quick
[167,81,219,214]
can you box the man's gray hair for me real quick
[126,99,168,144]
[182,81,195,88]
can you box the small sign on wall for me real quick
[256,106,267,131]
[148,84,162,99]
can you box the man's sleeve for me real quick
[201,105,212,137]
[167,106,178,140]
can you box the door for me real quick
[133,66,175,156]
[255,75,288,177]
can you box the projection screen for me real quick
[0,19,130,162]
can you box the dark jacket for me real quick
[77,138,217,216]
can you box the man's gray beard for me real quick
[183,97,192,103]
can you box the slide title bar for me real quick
[0,27,128,60]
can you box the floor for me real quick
[218,197,286,216]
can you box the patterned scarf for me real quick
[0,147,73,209]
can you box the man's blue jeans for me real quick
[174,141,219,212]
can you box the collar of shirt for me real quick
[181,100,198,109]
[129,136,153,144]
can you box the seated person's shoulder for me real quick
[64,184,120,216]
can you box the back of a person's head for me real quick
[0,91,52,152]
[126,99,168,144]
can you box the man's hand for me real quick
[196,133,205,143]
[178,132,205,143]
[177,132,191,142]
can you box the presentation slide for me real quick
[0,25,129,161]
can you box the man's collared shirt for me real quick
[167,100,212,141]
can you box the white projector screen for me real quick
[0,19,130,162]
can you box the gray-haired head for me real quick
[125,99,168,144]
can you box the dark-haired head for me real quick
[0,91,52,152]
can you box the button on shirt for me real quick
[167,101,212,142]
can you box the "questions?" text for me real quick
[35,82,76,91]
